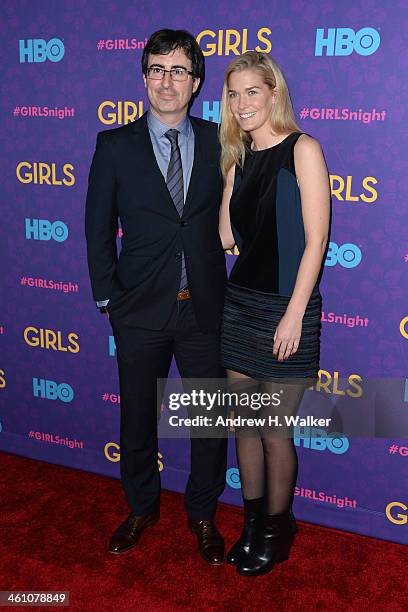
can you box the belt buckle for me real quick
[177,289,190,301]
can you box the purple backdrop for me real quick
[1,0,407,545]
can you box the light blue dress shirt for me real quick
[147,109,194,201]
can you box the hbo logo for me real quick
[33,378,74,403]
[19,38,65,63]
[226,467,241,489]
[325,242,362,268]
[294,427,350,454]
[25,218,68,242]
[109,335,116,357]
[315,28,380,57]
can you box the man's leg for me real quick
[110,315,174,516]
[173,300,227,520]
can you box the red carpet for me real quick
[0,451,406,611]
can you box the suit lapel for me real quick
[183,117,204,217]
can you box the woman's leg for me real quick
[260,380,305,514]
[227,369,264,501]
[226,369,264,564]
[236,380,305,575]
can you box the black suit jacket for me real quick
[85,113,227,331]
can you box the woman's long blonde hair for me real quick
[219,51,300,180]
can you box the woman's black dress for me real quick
[220,132,322,381]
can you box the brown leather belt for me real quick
[177,288,191,301]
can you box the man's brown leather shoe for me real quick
[108,511,160,554]
[188,518,225,565]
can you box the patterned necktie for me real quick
[165,129,187,290]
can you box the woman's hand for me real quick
[273,313,302,361]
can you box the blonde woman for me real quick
[218,51,330,576]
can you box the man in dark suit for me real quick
[85,29,227,564]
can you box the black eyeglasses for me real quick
[147,66,194,82]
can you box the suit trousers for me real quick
[109,297,227,520]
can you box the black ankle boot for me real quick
[226,497,263,565]
[289,508,298,534]
[236,510,294,576]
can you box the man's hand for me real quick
[98,305,109,317]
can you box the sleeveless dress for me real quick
[220,132,322,381]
